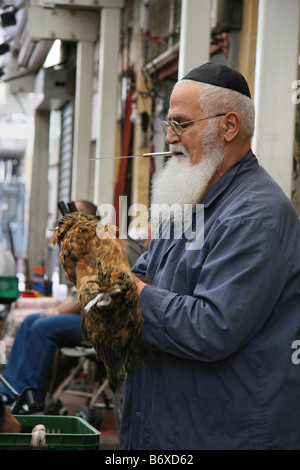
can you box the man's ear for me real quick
[222,112,240,142]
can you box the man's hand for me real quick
[41,310,59,317]
[132,274,147,295]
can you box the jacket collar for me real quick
[199,149,258,209]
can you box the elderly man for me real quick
[120,62,300,450]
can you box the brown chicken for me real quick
[51,211,144,391]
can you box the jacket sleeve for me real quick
[134,217,291,362]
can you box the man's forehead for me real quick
[169,82,203,116]
[172,80,203,95]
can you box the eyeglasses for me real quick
[162,113,226,136]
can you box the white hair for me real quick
[174,80,255,139]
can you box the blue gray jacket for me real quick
[120,150,300,450]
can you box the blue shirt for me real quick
[120,150,300,450]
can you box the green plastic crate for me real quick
[0,415,100,450]
[0,276,19,303]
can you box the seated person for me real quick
[0,290,83,407]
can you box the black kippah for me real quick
[182,62,251,99]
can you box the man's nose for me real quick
[165,128,181,144]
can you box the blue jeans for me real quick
[0,313,83,404]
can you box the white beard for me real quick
[150,124,224,230]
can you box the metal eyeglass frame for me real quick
[162,113,226,136]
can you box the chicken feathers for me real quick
[51,211,144,391]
